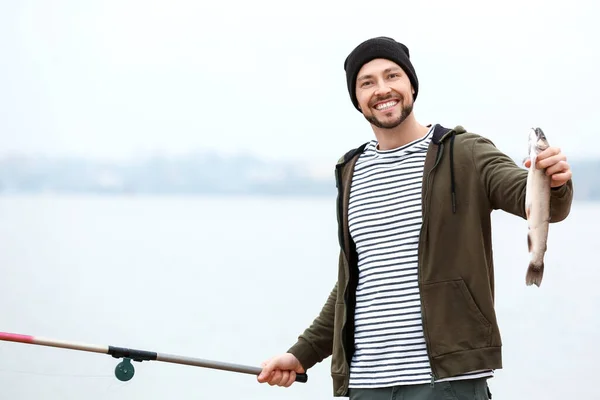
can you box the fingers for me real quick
[257,354,303,388]
[545,160,569,177]
[276,371,290,387]
[260,369,295,387]
[257,362,296,387]
[521,145,572,189]
[536,146,561,161]
[257,359,274,383]
[284,371,297,387]
[530,146,572,187]
[271,370,296,388]
[539,152,570,183]
[268,370,284,386]
[536,152,566,170]
[550,170,573,187]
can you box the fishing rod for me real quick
[0,331,308,383]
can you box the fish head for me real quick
[528,127,550,154]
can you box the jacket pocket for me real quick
[330,303,347,376]
[421,279,492,357]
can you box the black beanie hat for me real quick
[343,36,419,111]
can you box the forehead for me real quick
[357,58,404,79]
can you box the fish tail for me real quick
[526,261,544,287]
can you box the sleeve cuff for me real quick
[287,339,321,371]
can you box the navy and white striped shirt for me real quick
[347,125,493,388]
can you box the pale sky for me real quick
[1,0,598,165]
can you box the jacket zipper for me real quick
[418,139,446,385]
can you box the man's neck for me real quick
[372,116,431,151]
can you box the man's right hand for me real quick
[256,353,305,387]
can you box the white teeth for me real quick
[375,100,398,110]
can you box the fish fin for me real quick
[526,261,544,287]
[527,231,532,252]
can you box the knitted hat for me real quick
[343,36,419,111]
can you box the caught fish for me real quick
[525,127,552,287]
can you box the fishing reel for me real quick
[110,346,156,381]
[115,358,135,381]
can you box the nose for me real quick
[373,80,392,96]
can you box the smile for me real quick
[374,100,399,111]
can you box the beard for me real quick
[364,95,413,130]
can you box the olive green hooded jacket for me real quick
[287,124,573,397]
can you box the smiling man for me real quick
[257,37,574,400]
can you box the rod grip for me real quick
[295,373,308,383]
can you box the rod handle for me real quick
[295,372,308,383]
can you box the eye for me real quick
[388,73,399,79]
[360,81,372,87]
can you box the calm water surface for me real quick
[0,195,598,399]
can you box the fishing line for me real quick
[0,367,113,379]
[0,343,113,379]
[0,342,133,399]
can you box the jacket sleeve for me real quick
[472,136,574,222]
[286,281,337,371]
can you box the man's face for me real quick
[355,58,414,129]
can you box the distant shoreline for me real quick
[0,193,597,204]
[1,154,598,201]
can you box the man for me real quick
[257,37,573,399]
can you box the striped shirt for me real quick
[347,125,493,388]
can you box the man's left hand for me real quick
[524,146,572,188]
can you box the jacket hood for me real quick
[336,124,466,166]
[336,124,467,214]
